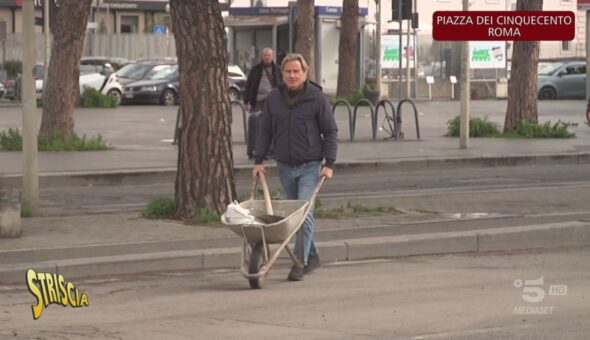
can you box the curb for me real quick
[1,221,589,285]
[3,152,590,188]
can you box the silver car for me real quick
[537,61,586,100]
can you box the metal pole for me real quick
[375,0,382,99]
[586,10,590,102]
[398,18,402,100]
[22,0,39,215]
[43,0,50,94]
[459,0,470,149]
[405,19,411,98]
[413,29,417,99]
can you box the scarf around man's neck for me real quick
[283,81,306,108]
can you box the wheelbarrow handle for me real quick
[250,172,274,215]
[308,175,326,208]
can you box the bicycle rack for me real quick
[396,99,421,140]
[230,100,248,144]
[353,99,375,142]
[374,99,397,140]
[331,99,356,142]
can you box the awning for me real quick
[224,15,288,28]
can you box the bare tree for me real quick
[295,0,315,81]
[40,0,92,141]
[170,1,236,219]
[504,0,543,132]
[337,0,359,97]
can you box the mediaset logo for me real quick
[512,277,567,315]
[26,269,90,320]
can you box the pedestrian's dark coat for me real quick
[255,81,338,168]
[244,61,282,106]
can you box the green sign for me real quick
[383,48,400,62]
[471,48,490,62]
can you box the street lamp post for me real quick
[375,0,382,99]
[459,0,470,149]
[22,0,39,215]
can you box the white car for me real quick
[35,64,118,102]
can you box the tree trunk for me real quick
[295,0,315,81]
[337,0,359,97]
[504,0,543,132]
[40,0,92,141]
[170,1,236,219]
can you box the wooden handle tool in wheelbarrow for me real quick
[258,172,273,215]
[250,172,283,224]
[250,173,273,215]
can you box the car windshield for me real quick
[116,63,153,79]
[539,62,564,76]
[148,66,178,80]
[145,65,175,79]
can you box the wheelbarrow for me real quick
[221,172,325,289]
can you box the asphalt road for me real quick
[37,163,590,217]
[2,247,588,339]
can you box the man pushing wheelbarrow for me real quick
[252,53,338,282]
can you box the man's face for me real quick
[262,51,273,65]
[282,60,306,90]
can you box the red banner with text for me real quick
[433,11,575,41]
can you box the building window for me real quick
[562,40,571,51]
[121,15,139,33]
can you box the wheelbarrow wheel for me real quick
[248,241,268,289]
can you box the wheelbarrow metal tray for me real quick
[223,199,309,244]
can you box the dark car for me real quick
[122,65,180,105]
[537,60,587,100]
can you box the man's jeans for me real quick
[277,161,320,265]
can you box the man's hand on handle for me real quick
[252,164,266,178]
[321,166,333,179]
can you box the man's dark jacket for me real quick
[254,81,338,168]
[244,61,282,105]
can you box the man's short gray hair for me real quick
[261,48,273,55]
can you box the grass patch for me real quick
[21,206,32,218]
[331,85,372,107]
[0,129,22,151]
[446,116,501,137]
[142,197,175,219]
[0,128,111,151]
[193,208,222,225]
[80,87,117,108]
[506,120,576,139]
[315,201,402,218]
[446,116,575,139]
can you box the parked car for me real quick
[228,64,246,101]
[537,60,587,100]
[121,64,248,105]
[81,56,129,72]
[103,60,177,105]
[35,64,110,100]
[122,64,180,105]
